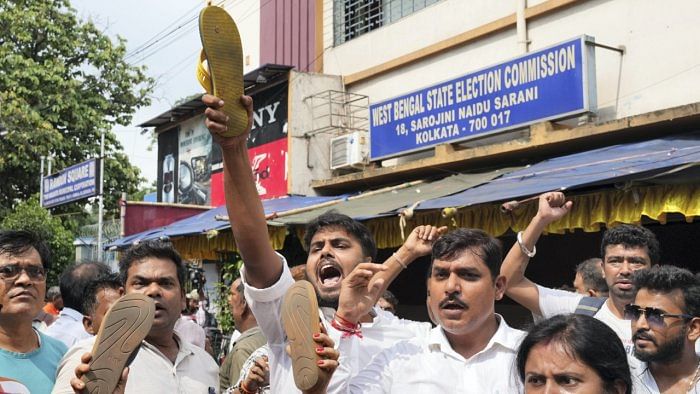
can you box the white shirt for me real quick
[347,316,524,394]
[228,329,242,353]
[175,315,206,348]
[630,360,700,394]
[241,255,431,394]
[196,304,207,327]
[52,334,219,394]
[44,307,92,348]
[52,333,219,394]
[537,286,636,356]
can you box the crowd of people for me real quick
[0,93,697,393]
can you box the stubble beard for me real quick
[634,330,686,363]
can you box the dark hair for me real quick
[380,290,399,308]
[430,228,502,279]
[119,240,186,291]
[517,314,632,394]
[0,230,52,270]
[601,224,660,264]
[633,265,700,317]
[303,211,377,261]
[82,274,122,316]
[59,262,111,313]
[575,258,608,293]
[46,286,61,302]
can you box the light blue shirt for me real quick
[0,330,67,394]
[44,307,92,348]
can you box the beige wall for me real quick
[224,0,261,73]
[323,0,700,122]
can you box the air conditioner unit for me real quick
[330,131,368,170]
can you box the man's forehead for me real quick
[310,227,355,242]
[0,247,41,264]
[603,244,650,258]
[635,288,685,311]
[432,253,487,271]
[127,257,178,278]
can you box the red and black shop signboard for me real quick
[158,83,289,206]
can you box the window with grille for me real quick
[333,0,442,45]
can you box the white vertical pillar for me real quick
[97,130,105,261]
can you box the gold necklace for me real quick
[688,361,700,393]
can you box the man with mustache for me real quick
[345,228,524,393]
[202,94,435,392]
[628,265,699,393]
[0,230,67,394]
[500,192,660,358]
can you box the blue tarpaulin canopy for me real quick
[417,132,700,210]
[106,195,346,249]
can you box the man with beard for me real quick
[202,94,435,393]
[500,192,660,358]
[342,228,525,393]
[627,265,699,393]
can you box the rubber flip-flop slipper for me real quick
[198,6,247,137]
[81,293,155,393]
[282,280,321,391]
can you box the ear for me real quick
[612,379,628,394]
[494,275,506,301]
[587,289,598,297]
[180,290,187,313]
[688,317,700,342]
[83,316,95,335]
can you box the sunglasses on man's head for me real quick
[0,264,46,281]
[623,304,694,328]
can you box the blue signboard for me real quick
[42,159,99,208]
[370,36,596,160]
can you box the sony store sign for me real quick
[370,36,597,160]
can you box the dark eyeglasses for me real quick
[624,304,694,328]
[0,264,46,281]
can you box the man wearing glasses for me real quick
[627,265,700,393]
[0,230,67,394]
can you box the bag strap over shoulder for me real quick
[575,296,607,316]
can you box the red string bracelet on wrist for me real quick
[331,313,363,338]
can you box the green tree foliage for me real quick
[2,196,74,286]
[0,0,154,217]
[215,255,243,335]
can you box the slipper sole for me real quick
[199,6,247,137]
[282,280,321,391]
[82,293,155,393]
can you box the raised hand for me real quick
[336,263,387,324]
[400,225,448,262]
[202,94,254,148]
[534,191,573,225]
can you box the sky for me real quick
[70,0,207,186]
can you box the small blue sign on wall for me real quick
[42,159,99,208]
[370,36,597,160]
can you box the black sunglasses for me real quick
[624,304,694,328]
[0,264,46,281]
